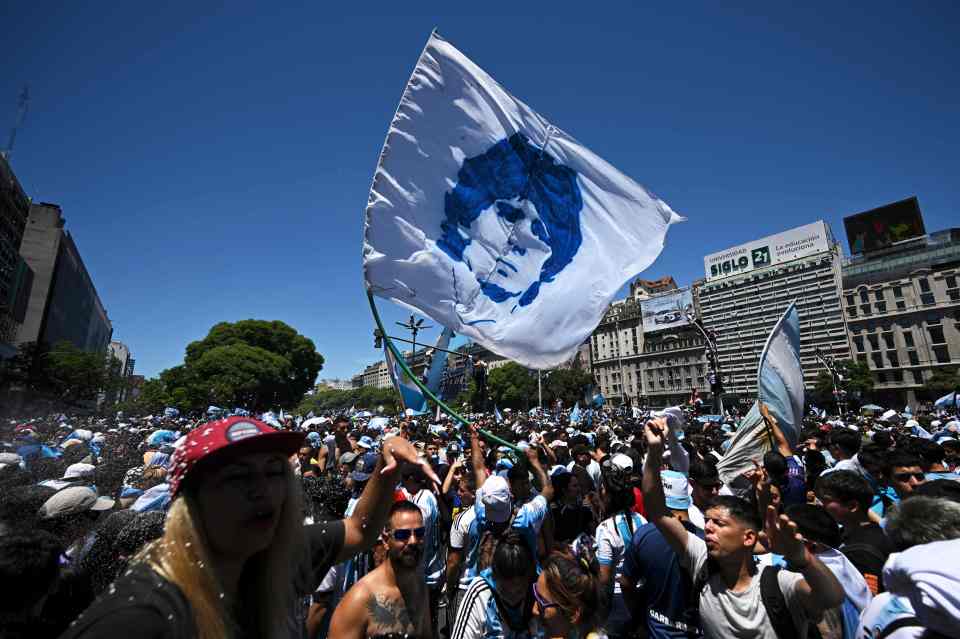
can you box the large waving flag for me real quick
[424,327,455,399]
[385,345,429,414]
[935,391,958,412]
[362,31,683,369]
[757,301,803,450]
[569,402,581,424]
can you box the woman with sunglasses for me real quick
[59,416,438,639]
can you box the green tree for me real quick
[43,340,107,403]
[839,359,875,400]
[923,368,959,398]
[184,320,323,407]
[543,368,593,407]
[486,362,537,410]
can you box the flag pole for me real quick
[366,289,520,453]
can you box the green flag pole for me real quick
[365,289,520,454]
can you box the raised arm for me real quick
[641,418,689,556]
[764,505,844,615]
[469,425,488,491]
[337,438,439,563]
[526,445,553,503]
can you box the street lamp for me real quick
[816,347,847,415]
[686,311,723,414]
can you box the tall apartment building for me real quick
[107,340,135,403]
[839,198,960,407]
[0,155,34,357]
[16,203,111,353]
[590,276,706,407]
[696,221,850,406]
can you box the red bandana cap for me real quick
[168,416,305,496]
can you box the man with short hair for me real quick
[400,466,444,633]
[642,417,844,638]
[884,451,926,500]
[816,470,893,594]
[329,500,432,638]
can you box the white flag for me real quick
[363,32,683,369]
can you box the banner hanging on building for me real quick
[362,31,683,369]
[641,289,694,333]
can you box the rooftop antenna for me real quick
[3,85,29,159]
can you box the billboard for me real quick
[704,221,831,282]
[641,289,694,333]
[843,197,925,255]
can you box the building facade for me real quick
[590,298,643,404]
[696,221,850,406]
[107,340,136,403]
[841,227,960,407]
[16,203,111,353]
[0,155,34,357]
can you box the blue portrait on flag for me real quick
[436,132,583,321]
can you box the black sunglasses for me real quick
[391,527,426,542]
[893,471,925,482]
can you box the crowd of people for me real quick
[1,400,959,639]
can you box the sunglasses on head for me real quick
[390,527,426,542]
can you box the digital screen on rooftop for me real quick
[843,197,925,255]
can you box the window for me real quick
[919,278,931,293]
[904,331,915,348]
[949,289,960,302]
[947,276,958,289]
[888,352,899,368]
[933,345,951,364]
[874,290,884,302]
[871,352,883,368]
[845,295,855,307]
[912,370,923,384]
[882,333,895,349]
[893,286,903,298]
[876,301,887,313]
[853,336,865,352]
[921,293,935,306]
[861,304,871,316]
[859,289,869,303]
[877,371,887,382]
[908,350,920,366]
[929,325,946,344]
[868,334,879,350]
[891,370,903,382]
[848,307,857,318]
[896,300,906,311]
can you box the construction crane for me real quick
[3,85,29,159]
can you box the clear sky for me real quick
[2,2,957,381]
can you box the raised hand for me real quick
[381,437,441,485]
[764,505,807,567]
[644,418,668,453]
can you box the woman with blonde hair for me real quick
[59,416,437,639]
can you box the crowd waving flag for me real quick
[362,31,683,369]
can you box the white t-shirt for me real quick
[450,505,478,591]
[682,534,811,639]
[595,511,646,594]
[566,459,602,491]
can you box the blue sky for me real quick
[2,2,957,381]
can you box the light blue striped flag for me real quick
[757,301,803,450]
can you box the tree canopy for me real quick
[131,319,324,413]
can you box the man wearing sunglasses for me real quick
[329,500,432,639]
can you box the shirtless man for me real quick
[329,499,432,639]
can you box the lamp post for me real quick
[687,312,723,415]
[816,347,847,415]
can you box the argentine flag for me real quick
[385,344,429,414]
[757,301,803,450]
[363,31,683,369]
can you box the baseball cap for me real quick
[447,442,461,456]
[610,453,634,473]
[339,451,359,466]
[0,452,22,468]
[479,475,512,524]
[351,452,379,482]
[168,416,305,496]
[39,486,114,519]
[63,463,96,480]
[661,470,691,510]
